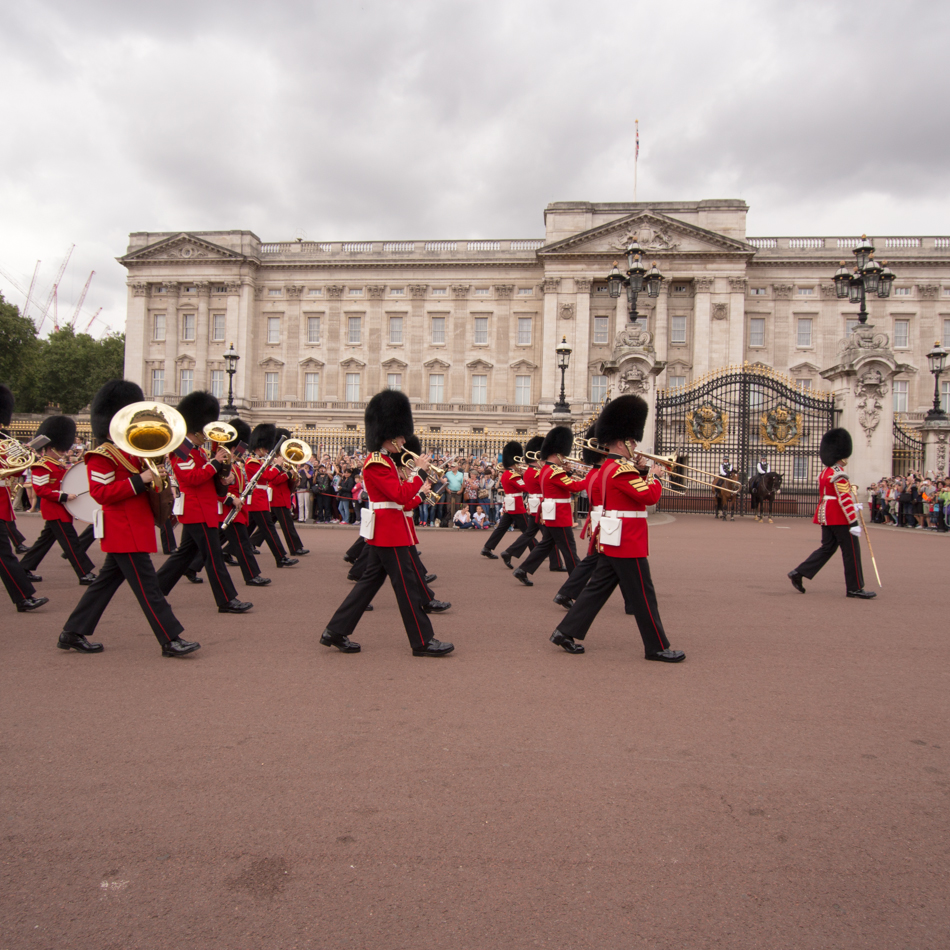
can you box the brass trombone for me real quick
[110,401,188,492]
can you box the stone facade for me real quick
[120,200,950,436]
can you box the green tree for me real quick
[40,326,126,414]
[0,292,44,411]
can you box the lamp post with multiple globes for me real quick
[554,336,573,413]
[223,343,240,414]
[832,234,895,326]
[606,239,665,324]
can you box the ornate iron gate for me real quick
[892,418,924,475]
[654,365,837,518]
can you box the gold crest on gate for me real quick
[685,405,728,450]
[759,404,803,453]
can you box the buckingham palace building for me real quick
[120,199,950,439]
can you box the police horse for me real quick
[750,471,783,523]
[714,468,740,521]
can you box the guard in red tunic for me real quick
[19,415,97,584]
[499,435,554,570]
[479,440,531,559]
[0,385,48,613]
[57,380,198,656]
[513,426,585,586]
[788,427,875,599]
[549,395,685,662]
[319,390,454,656]
[246,424,297,568]
[270,427,308,556]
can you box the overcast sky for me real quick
[1,0,947,336]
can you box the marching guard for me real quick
[548,394,685,662]
[479,440,531,560]
[246,425,298,568]
[499,436,553,571]
[270,427,308,556]
[788,427,876,599]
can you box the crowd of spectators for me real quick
[867,473,950,531]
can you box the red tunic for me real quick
[362,452,425,547]
[578,467,605,555]
[0,485,15,522]
[500,469,527,514]
[170,444,223,527]
[594,458,662,558]
[85,445,156,553]
[270,468,292,508]
[814,465,857,526]
[539,463,587,527]
[244,456,280,512]
[30,459,72,522]
[225,460,250,526]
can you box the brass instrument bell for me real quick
[110,401,188,492]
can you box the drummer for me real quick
[19,415,98,585]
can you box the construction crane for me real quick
[83,307,103,334]
[21,261,41,321]
[69,271,95,327]
[36,244,74,333]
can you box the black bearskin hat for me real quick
[596,394,649,446]
[90,379,144,442]
[820,427,853,466]
[581,422,602,467]
[249,423,278,452]
[177,390,220,434]
[276,427,292,441]
[502,440,523,469]
[397,434,422,468]
[0,384,13,427]
[525,435,544,456]
[225,418,251,448]
[365,389,414,452]
[540,425,574,460]
[37,414,77,453]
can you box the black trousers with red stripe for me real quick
[272,505,304,553]
[345,535,366,562]
[483,511,531,552]
[794,524,864,592]
[62,551,183,645]
[223,522,262,583]
[160,516,178,554]
[0,524,36,605]
[249,510,288,563]
[557,548,599,600]
[349,541,434,600]
[518,525,578,576]
[156,522,238,607]
[558,554,670,656]
[20,519,95,578]
[76,523,96,555]
[3,519,27,548]
[325,545,434,649]
[503,513,555,565]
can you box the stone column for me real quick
[692,277,713,376]
[325,285,345,400]
[920,418,950,478]
[539,277,561,405]
[284,284,303,399]
[917,283,940,359]
[195,282,210,390]
[728,277,747,366]
[570,278,591,407]
[163,282,180,399]
[493,285,512,404]
[234,280,253,410]
[450,284,470,402]
[366,285,387,395]
[653,282,669,370]
[124,282,149,388]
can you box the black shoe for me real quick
[364,603,374,611]
[319,629,361,652]
[500,552,514,570]
[513,569,533,587]
[15,544,28,554]
[645,649,686,663]
[343,554,356,564]
[549,565,568,573]
[78,572,97,586]
[346,572,360,582]
[277,557,299,567]
[788,570,806,593]
[24,571,42,582]
[553,593,574,609]
[480,548,499,559]
[292,548,310,556]
[61,552,68,560]
[162,637,201,657]
[847,589,877,599]
[16,596,48,613]
[412,638,455,657]
[247,576,271,586]
[222,554,239,566]
[424,573,437,584]
[252,547,261,555]
[57,632,103,653]
[218,598,253,613]
[185,571,204,584]
[550,630,584,654]
[423,599,451,613]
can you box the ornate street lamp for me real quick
[832,234,895,326]
[554,336,572,413]
[607,241,664,324]
[223,342,240,414]
[925,340,948,421]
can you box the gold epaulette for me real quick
[612,459,641,477]
[85,443,140,474]
[33,458,56,472]
[364,452,389,468]
[549,465,565,476]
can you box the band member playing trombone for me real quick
[57,380,198,656]
[246,425,298,568]
[271,427,308,556]
[480,440,531,560]
[549,394,685,662]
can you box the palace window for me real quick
[431,288,447,296]
[517,287,533,295]
[212,313,225,342]
[796,318,813,347]
[796,378,812,390]
[431,317,446,344]
[268,289,281,296]
[210,370,224,398]
[515,375,531,406]
[151,368,164,397]
[671,315,688,345]
[390,287,404,295]
[590,375,608,402]
[749,318,765,348]
[387,373,402,391]
[345,373,360,401]
[893,380,908,413]
[472,375,487,404]
[797,287,814,296]
[750,287,767,296]
[429,374,444,403]
[305,372,320,401]
[267,317,280,344]
[347,316,361,344]
[348,287,363,296]
[153,313,166,341]
[265,372,279,401]
[942,381,950,413]
[668,375,686,389]
[180,369,194,396]
[893,319,909,348]
[593,316,609,345]
[943,318,950,347]
[672,284,688,294]
[307,288,323,296]
[307,316,321,344]
[846,318,860,336]
[389,316,403,344]
[474,287,490,295]
[182,313,196,341]
[474,317,488,345]
[517,317,532,345]
[894,287,911,296]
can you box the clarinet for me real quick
[222,435,287,528]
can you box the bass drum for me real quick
[61,462,101,524]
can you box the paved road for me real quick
[2,513,947,949]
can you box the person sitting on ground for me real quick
[453,507,472,529]
[472,505,489,529]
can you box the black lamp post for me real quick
[223,342,240,414]
[607,240,665,324]
[832,234,895,326]
[925,340,948,421]
[554,336,572,413]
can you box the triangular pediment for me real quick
[466,359,494,371]
[339,357,366,369]
[538,211,754,258]
[423,358,451,369]
[259,356,285,368]
[299,357,325,369]
[381,357,408,370]
[509,359,538,371]
[789,361,820,374]
[118,233,245,265]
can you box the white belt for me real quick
[528,494,541,501]
[371,501,403,510]
[602,509,648,519]
[547,498,572,504]
[821,495,837,501]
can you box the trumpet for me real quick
[204,421,238,462]
[0,435,50,478]
[401,448,446,479]
[110,401,188,492]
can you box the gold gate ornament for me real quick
[685,405,728,450]
[759,405,803,453]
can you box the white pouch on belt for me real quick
[93,507,105,539]
[359,507,375,540]
[172,494,185,516]
[599,515,622,546]
[504,494,517,512]
[528,495,540,514]
[266,487,273,502]
[541,498,556,521]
